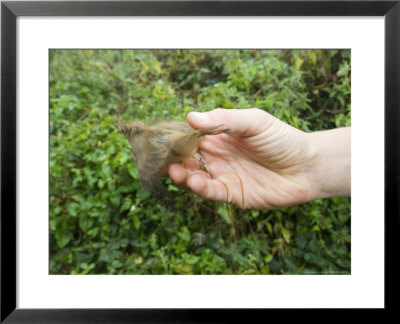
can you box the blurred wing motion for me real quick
[120,120,230,195]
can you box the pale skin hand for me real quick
[168,108,351,210]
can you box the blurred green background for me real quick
[50,49,351,275]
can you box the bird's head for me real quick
[119,120,146,140]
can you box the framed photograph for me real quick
[1,0,398,321]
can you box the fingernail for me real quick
[189,112,210,123]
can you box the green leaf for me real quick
[66,203,79,217]
[120,198,132,211]
[55,229,70,248]
[295,236,306,249]
[110,195,121,206]
[281,227,291,244]
[296,57,304,70]
[264,254,273,263]
[178,226,191,243]
[168,184,179,192]
[101,163,112,178]
[266,222,273,235]
[132,215,141,230]
[99,249,113,263]
[127,164,139,179]
[98,179,105,189]
[183,254,200,265]
[311,224,320,232]
[217,204,231,224]
[79,214,93,232]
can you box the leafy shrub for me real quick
[49,49,351,274]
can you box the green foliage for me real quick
[50,49,351,275]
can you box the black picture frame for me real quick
[1,0,399,322]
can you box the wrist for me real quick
[306,127,351,200]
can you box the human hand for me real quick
[168,108,351,209]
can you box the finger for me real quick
[187,174,232,203]
[197,134,233,157]
[183,157,203,170]
[168,164,188,185]
[188,108,275,137]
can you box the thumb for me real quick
[187,108,274,137]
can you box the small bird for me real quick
[120,120,230,195]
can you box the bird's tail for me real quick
[141,177,165,195]
[140,177,174,200]
[197,125,231,137]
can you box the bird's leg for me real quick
[194,150,210,175]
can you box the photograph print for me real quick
[49,49,351,275]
